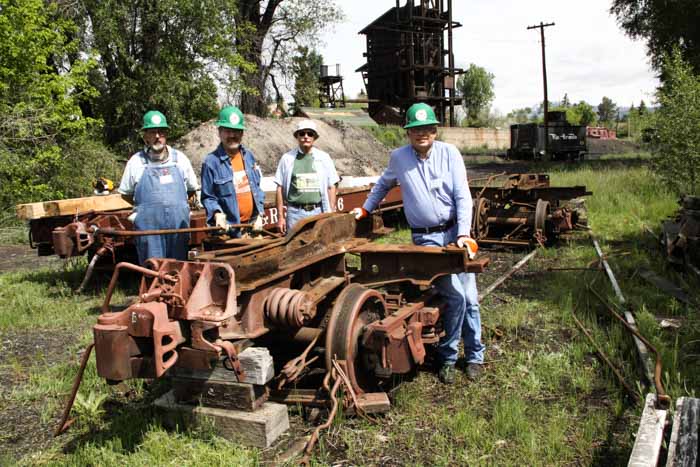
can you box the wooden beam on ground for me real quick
[629,393,668,467]
[666,397,699,467]
[16,194,132,220]
[172,377,268,412]
[155,390,289,448]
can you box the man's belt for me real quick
[288,202,322,211]
[410,218,456,234]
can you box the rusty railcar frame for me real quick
[57,213,488,434]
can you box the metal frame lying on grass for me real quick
[56,212,489,453]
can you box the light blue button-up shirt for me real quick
[363,140,473,237]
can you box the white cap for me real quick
[294,119,318,137]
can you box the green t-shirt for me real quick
[288,152,322,205]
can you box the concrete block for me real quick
[155,390,289,448]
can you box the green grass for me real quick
[2,153,699,465]
[0,225,28,244]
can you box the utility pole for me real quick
[527,21,555,159]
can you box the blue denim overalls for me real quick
[133,150,190,264]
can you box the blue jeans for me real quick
[286,205,323,233]
[412,225,485,365]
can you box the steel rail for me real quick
[590,234,656,386]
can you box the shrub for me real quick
[652,49,700,194]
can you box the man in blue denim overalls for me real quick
[118,110,199,264]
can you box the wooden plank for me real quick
[666,397,700,467]
[172,377,268,411]
[629,393,668,467]
[170,346,274,385]
[352,392,391,415]
[16,194,132,220]
[15,202,47,220]
[155,390,289,448]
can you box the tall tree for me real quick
[611,0,700,74]
[235,0,343,116]
[457,64,495,126]
[0,0,120,210]
[652,49,700,193]
[65,0,249,149]
[597,97,618,125]
[567,101,597,126]
[506,107,534,124]
[638,99,647,115]
[291,46,322,107]
[561,93,571,108]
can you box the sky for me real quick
[316,0,659,115]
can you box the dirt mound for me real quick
[588,138,641,155]
[177,115,390,178]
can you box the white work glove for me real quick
[350,207,368,220]
[127,211,138,223]
[214,212,228,230]
[457,236,479,260]
[252,215,264,232]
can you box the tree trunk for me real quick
[240,43,269,117]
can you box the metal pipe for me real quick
[76,246,108,293]
[487,216,529,225]
[570,309,640,403]
[101,262,176,314]
[591,234,655,385]
[479,249,537,301]
[55,343,95,436]
[477,238,531,247]
[96,224,251,236]
[587,286,671,409]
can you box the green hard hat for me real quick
[403,103,440,129]
[142,110,169,130]
[216,106,245,130]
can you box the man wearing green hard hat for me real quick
[352,102,484,385]
[118,110,199,264]
[201,105,265,237]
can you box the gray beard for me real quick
[148,144,167,161]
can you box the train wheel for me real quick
[325,284,386,394]
[535,199,550,241]
[473,197,490,240]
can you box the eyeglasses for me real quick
[296,130,316,138]
[146,129,168,137]
[408,126,437,135]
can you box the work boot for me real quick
[438,364,456,384]
[466,363,483,381]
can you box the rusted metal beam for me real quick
[570,309,640,403]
